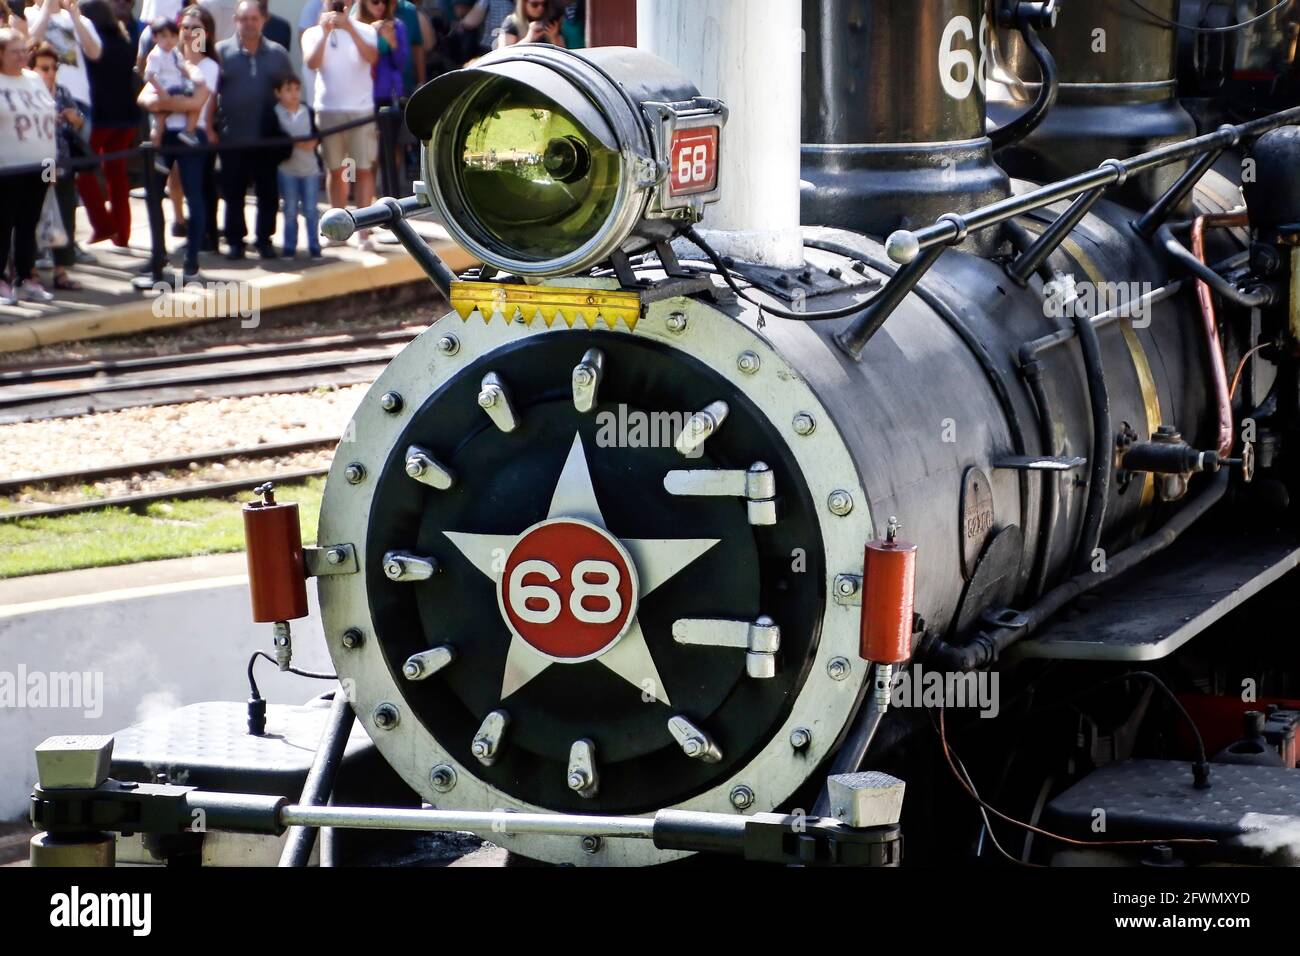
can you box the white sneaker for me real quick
[0,281,15,305]
[17,280,54,302]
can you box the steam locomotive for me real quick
[28,0,1300,867]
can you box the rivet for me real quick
[730,785,755,810]
[827,489,854,516]
[344,462,366,484]
[737,351,761,374]
[436,334,460,355]
[373,703,400,729]
[341,627,364,649]
[792,412,816,436]
[430,764,457,792]
[580,835,602,854]
[828,657,851,680]
[380,391,403,414]
[790,727,812,749]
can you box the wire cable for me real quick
[937,705,1216,848]
[680,226,884,322]
[1127,0,1294,33]
[247,650,337,700]
[1230,342,1271,399]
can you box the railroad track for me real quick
[0,436,338,496]
[0,327,420,424]
[0,435,340,521]
[0,467,330,522]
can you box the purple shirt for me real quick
[373,18,409,104]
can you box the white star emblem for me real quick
[444,432,719,705]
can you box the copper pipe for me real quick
[1190,212,1246,460]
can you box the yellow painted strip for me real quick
[1061,235,1159,507]
[449,281,643,330]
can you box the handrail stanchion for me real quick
[377,106,401,202]
[133,144,168,289]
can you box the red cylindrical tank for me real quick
[860,528,916,664]
[243,498,308,622]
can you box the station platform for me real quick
[0,193,474,354]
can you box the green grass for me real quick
[0,478,325,579]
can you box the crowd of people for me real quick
[0,0,586,304]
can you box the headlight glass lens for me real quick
[438,78,622,263]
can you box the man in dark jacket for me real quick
[215,0,290,259]
[258,0,292,52]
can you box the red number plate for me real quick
[668,126,720,196]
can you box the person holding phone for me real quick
[25,0,102,119]
[302,0,379,251]
[497,0,563,48]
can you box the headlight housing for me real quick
[406,46,726,278]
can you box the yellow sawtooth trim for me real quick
[449,281,643,330]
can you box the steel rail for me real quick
[0,328,419,386]
[0,437,338,495]
[0,349,401,409]
[0,467,328,522]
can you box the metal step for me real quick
[1011,527,1300,662]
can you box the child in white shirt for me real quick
[143,17,199,150]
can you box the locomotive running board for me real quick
[1010,529,1300,662]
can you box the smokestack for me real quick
[637,0,804,268]
[990,0,1196,207]
[800,0,1011,253]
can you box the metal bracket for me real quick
[478,372,521,433]
[833,573,863,606]
[403,645,455,681]
[674,401,729,457]
[304,543,359,577]
[567,739,599,798]
[663,461,776,524]
[672,616,780,678]
[382,551,437,582]
[405,445,457,490]
[992,454,1087,472]
[728,259,878,302]
[572,348,605,413]
[667,715,722,762]
[471,710,509,767]
[982,606,1030,630]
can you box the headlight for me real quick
[406,46,726,278]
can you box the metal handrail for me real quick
[834,104,1300,359]
[884,105,1300,266]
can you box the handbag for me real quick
[36,188,69,252]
